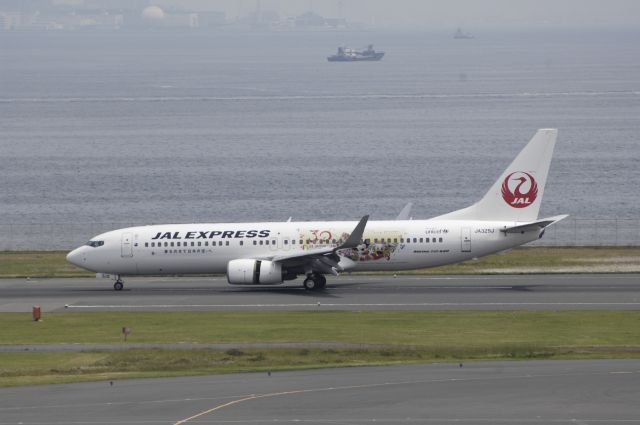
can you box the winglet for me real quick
[396,202,413,220]
[338,215,369,249]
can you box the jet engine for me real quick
[226,259,283,285]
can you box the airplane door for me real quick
[121,232,133,257]
[461,227,471,252]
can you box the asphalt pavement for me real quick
[1,360,639,424]
[1,274,639,312]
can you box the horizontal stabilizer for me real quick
[501,214,569,234]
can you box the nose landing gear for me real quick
[113,277,124,291]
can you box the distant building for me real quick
[324,17,347,28]
[291,11,348,29]
[295,11,326,28]
[60,10,124,29]
[136,6,198,29]
[163,12,198,28]
[198,11,225,28]
[0,12,21,30]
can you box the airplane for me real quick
[66,129,567,291]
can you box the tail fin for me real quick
[436,129,558,222]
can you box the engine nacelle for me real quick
[226,259,283,285]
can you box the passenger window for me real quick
[170,242,174,247]
[204,241,208,246]
[439,237,443,242]
[259,240,263,245]
[197,242,201,247]
[432,238,436,243]
[226,241,229,246]
[299,240,303,245]
[419,238,423,243]
[426,238,429,243]
[240,241,244,246]
[284,240,288,245]
[191,242,195,247]
[253,241,257,245]
[145,242,149,247]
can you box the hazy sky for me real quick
[155,0,640,29]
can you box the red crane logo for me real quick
[501,172,538,208]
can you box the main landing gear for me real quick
[113,277,124,291]
[303,273,327,291]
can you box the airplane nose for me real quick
[66,247,84,267]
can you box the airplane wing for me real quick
[501,214,569,234]
[265,215,369,275]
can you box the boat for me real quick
[453,28,474,39]
[327,45,384,62]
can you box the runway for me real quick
[1,274,639,312]
[1,360,639,424]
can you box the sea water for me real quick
[1,30,639,249]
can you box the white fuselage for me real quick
[66,128,562,289]
[67,219,538,276]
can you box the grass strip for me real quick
[0,251,91,278]
[2,346,640,387]
[2,310,639,387]
[2,310,639,347]
[2,247,640,278]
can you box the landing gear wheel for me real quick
[114,280,124,291]
[303,274,326,291]
[317,274,327,289]
[303,277,317,291]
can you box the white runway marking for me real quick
[171,369,638,424]
[65,302,640,309]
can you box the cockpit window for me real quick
[86,240,104,248]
